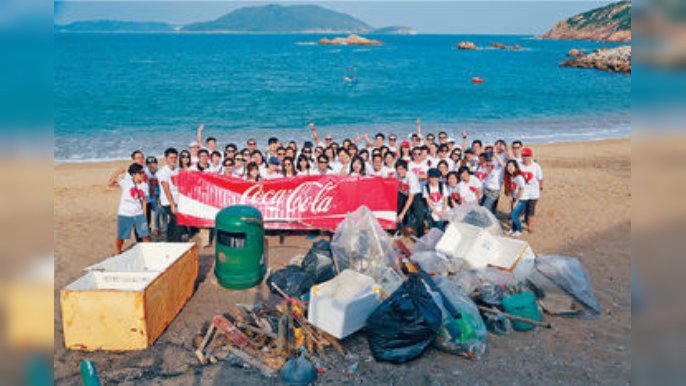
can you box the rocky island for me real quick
[562,46,631,74]
[540,0,631,42]
[318,34,383,46]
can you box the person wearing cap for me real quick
[144,156,166,237]
[263,156,282,179]
[423,168,449,231]
[456,166,482,205]
[108,163,151,254]
[518,147,543,233]
[463,147,478,173]
[399,140,412,161]
[395,159,426,237]
[188,141,200,165]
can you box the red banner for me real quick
[176,172,399,230]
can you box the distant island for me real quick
[56,4,416,34]
[540,0,631,42]
[55,20,176,33]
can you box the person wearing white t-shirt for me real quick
[456,166,482,205]
[518,147,543,233]
[368,154,388,178]
[108,163,151,254]
[446,171,461,207]
[263,157,282,179]
[510,140,524,165]
[313,155,334,175]
[408,148,429,184]
[504,159,527,236]
[158,148,183,242]
[395,159,426,237]
[476,152,503,214]
[423,168,449,230]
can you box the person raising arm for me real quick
[308,122,321,146]
[108,164,151,254]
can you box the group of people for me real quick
[110,120,543,253]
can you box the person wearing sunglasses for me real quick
[233,155,246,178]
[437,144,455,170]
[246,138,258,153]
[314,155,333,175]
[178,150,192,171]
[281,156,297,177]
[437,131,448,145]
[387,134,398,154]
[510,140,524,165]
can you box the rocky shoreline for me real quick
[318,34,383,46]
[562,46,631,74]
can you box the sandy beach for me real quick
[54,138,630,384]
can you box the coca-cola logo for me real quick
[240,180,336,217]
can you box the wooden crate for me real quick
[61,243,198,351]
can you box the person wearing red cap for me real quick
[518,147,543,233]
[400,140,412,161]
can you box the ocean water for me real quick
[55,33,630,162]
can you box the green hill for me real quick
[540,1,631,42]
[182,4,372,33]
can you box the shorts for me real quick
[525,199,538,217]
[118,215,150,240]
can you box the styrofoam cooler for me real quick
[436,222,535,280]
[307,269,383,339]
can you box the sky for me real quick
[54,1,614,34]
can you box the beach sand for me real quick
[54,138,630,384]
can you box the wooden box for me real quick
[60,243,198,351]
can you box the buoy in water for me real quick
[471,77,484,84]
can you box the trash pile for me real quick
[195,206,602,378]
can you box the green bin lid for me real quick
[216,205,263,226]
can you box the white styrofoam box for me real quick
[436,222,501,267]
[436,223,535,278]
[85,243,196,273]
[308,269,382,339]
[66,271,160,292]
[495,237,536,280]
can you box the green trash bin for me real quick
[214,205,266,289]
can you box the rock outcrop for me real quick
[491,42,522,50]
[562,45,631,74]
[318,34,383,46]
[567,49,583,57]
[457,41,478,50]
[540,0,631,42]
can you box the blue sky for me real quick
[54,1,614,34]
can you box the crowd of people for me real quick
[110,119,543,253]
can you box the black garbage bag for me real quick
[266,265,315,298]
[301,240,336,284]
[365,274,442,363]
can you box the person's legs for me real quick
[145,202,152,232]
[164,205,181,242]
[116,215,133,254]
[481,188,499,214]
[133,214,151,241]
[155,202,168,233]
[411,193,427,237]
[396,193,408,234]
[525,199,537,233]
[511,200,527,233]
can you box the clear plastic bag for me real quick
[414,228,444,253]
[450,269,483,297]
[535,255,602,316]
[432,277,488,358]
[444,204,502,235]
[330,206,398,283]
[411,251,451,276]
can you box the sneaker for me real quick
[505,229,514,235]
[512,231,522,237]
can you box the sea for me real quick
[55,33,630,162]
